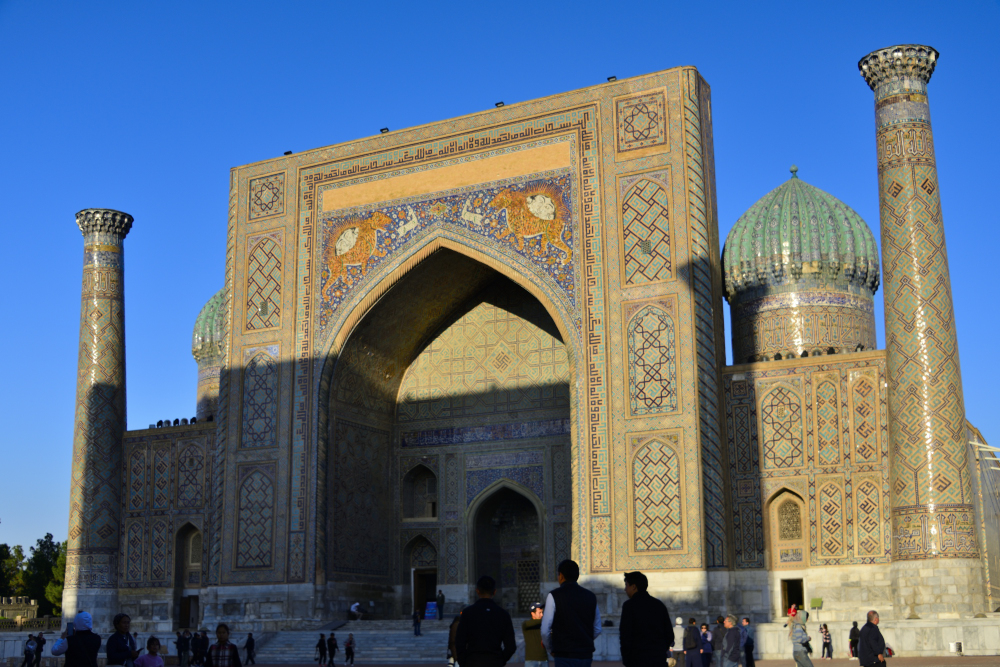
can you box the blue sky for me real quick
[1,1,997,550]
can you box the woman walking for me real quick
[786,608,813,667]
[820,625,832,660]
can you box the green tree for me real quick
[0,544,27,597]
[24,534,61,616]
[44,541,67,615]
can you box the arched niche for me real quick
[403,535,438,615]
[174,522,202,629]
[402,464,438,520]
[765,489,808,571]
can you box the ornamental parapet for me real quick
[859,44,938,91]
[76,208,134,238]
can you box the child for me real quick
[204,624,242,667]
[135,637,164,667]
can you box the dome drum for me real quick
[723,170,880,364]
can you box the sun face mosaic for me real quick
[316,171,576,338]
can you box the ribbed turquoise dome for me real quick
[722,169,880,300]
[191,288,226,363]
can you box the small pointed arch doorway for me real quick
[405,536,438,616]
[402,464,438,520]
[765,489,808,617]
[174,522,203,629]
[470,482,542,615]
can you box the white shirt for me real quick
[539,591,602,651]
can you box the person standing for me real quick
[34,632,46,667]
[787,613,813,667]
[316,634,327,664]
[454,575,516,667]
[719,617,742,667]
[135,638,164,667]
[107,614,139,667]
[448,615,461,667]
[820,625,831,660]
[740,618,755,667]
[671,617,686,667]
[437,590,446,620]
[244,633,256,666]
[344,634,355,666]
[21,634,37,667]
[177,632,190,667]
[203,624,241,667]
[540,560,601,667]
[858,611,885,667]
[51,612,101,667]
[326,634,337,666]
[711,617,725,667]
[849,622,860,659]
[618,572,672,667]
[413,608,423,636]
[523,602,549,667]
[699,624,712,667]
[681,618,700,667]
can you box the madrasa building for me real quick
[63,44,1000,655]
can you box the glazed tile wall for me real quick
[723,352,891,570]
[118,424,214,589]
[220,65,724,590]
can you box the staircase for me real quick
[253,619,527,664]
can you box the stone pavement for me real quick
[255,660,1000,667]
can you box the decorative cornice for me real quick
[76,208,133,238]
[859,44,938,91]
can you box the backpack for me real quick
[683,626,699,650]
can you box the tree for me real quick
[45,541,67,615]
[24,534,61,616]
[0,544,26,597]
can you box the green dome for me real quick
[722,169,880,300]
[192,288,227,363]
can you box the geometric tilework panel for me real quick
[397,297,570,424]
[851,376,879,463]
[815,380,841,466]
[246,238,282,330]
[331,420,391,577]
[248,173,285,221]
[236,470,274,569]
[128,449,145,512]
[241,352,278,449]
[409,538,437,569]
[627,306,678,416]
[819,483,844,557]
[616,93,667,153]
[152,448,171,510]
[150,519,168,581]
[632,438,683,552]
[760,384,804,469]
[621,180,671,285]
[177,444,206,509]
[125,521,144,582]
[855,479,882,557]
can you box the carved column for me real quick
[859,45,983,615]
[64,209,133,629]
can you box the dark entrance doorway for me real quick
[781,578,804,615]
[413,569,437,617]
[179,596,199,629]
[474,487,540,614]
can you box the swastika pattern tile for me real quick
[819,483,844,557]
[856,478,883,557]
[851,374,879,463]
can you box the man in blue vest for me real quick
[540,560,602,667]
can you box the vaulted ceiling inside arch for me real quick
[329,248,562,417]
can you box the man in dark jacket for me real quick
[858,611,885,667]
[619,571,673,667]
[541,560,602,667]
[720,616,741,667]
[454,576,516,667]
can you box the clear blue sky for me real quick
[2,1,997,550]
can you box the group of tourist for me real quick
[18,631,45,667]
[669,613,754,667]
[313,632,356,665]
[174,629,219,666]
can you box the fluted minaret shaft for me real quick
[860,45,982,614]
[64,208,133,629]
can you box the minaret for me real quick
[859,45,983,614]
[64,209,133,629]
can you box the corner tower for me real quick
[65,208,133,628]
[722,168,880,364]
[860,45,983,614]
[192,287,226,421]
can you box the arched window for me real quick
[402,465,438,519]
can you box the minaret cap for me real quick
[858,44,939,91]
[76,208,133,238]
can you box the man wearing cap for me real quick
[51,612,102,667]
[522,602,549,667]
[619,572,673,667]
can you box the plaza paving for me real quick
[255,660,1000,667]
